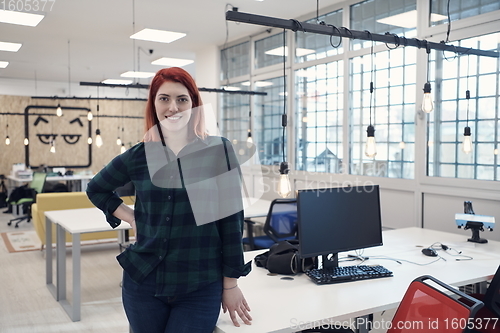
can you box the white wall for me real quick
[424,193,500,242]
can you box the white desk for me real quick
[215,227,500,333]
[45,199,272,322]
[45,207,130,322]
[7,173,94,193]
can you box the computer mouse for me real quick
[421,248,438,257]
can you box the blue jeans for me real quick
[122,270,222,333]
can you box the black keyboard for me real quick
[305,265,393,285]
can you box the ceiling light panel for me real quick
[151,57,194,67]
[265,46,315,57]
[101,79,133,85]
[0,9,44,26]
[0,41,22,52]
[376,10,447,29]
[130,28,186,44]
[0,61,8,68]
[120,71,155,78]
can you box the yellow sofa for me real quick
[32,192,135,249]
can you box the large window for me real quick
[254,76,286,165]
[428,32,500,180]
[219,0,500,183]
[295,9,343,63]
[220,41,250,80]
[295,61,344,173]
[254,32,287,69]
[350,47,416,178]
[350,0,417,49]
[431,0,500,26]
[220,82,251,145]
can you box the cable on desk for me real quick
[429,242,474,261]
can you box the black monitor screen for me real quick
[297,185,382,261]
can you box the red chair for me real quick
[388,275,483,333]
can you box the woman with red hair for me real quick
[87,67,252,332]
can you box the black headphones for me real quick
[430,242,473,261]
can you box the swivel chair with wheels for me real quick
[459,265,500,333]
[242,198,297,250]
[8,172,47,228]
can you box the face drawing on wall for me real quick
[27,107,91,168]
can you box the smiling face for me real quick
[155,81,192,138]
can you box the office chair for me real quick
[387,275,483,333]
[242,198,297,250]
[458,265,500,333]
[8,172,47,228]
[301,274,484,333]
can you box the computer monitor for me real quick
[297,184,383,269]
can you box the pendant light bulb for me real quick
[246,131,253,148]
[24,138,29,145]
[277,162,291,198]
[399,141,405,149]
[87,110,93,121]
[87,137,93,145]
[120,143,126,154]
[49,141,56,153]
[422,82,434,113]
[56,104,63,117]
[364,125,377,158]
[95,129,103,148]
[5,124,10,145]
[462,126,472,154]
[116,137,122,146]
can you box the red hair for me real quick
[143,67,206,141]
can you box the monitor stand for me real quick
[321,253,339,270]
[465,222,488,243]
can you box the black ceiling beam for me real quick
[79,82,267,96]
[80,81,149,89]
[226,10,500,58]
[31,95,147,101]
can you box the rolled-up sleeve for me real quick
[86,152,131,228]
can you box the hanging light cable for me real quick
[365,33,377,158]
[49,115,56,153]
[95,87,103,148]
[277,29,291,198]
[422,44,434,113]
[5,123,10,145]
[462,53,472,154]
[246,103,253,148]
[116,126,122,145]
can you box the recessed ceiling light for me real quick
[0,61,8,68]
[376,10,447,29]
[0,41,22,52]
[101,79,133,85]
[241,81,273,87]
[151,57,194,67]
[222,86,241,91]
[120,71,155,79]
[0,9,44,26]
[265,46,315,57]
[130,28,186,44]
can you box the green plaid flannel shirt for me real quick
[86,136,251,296]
